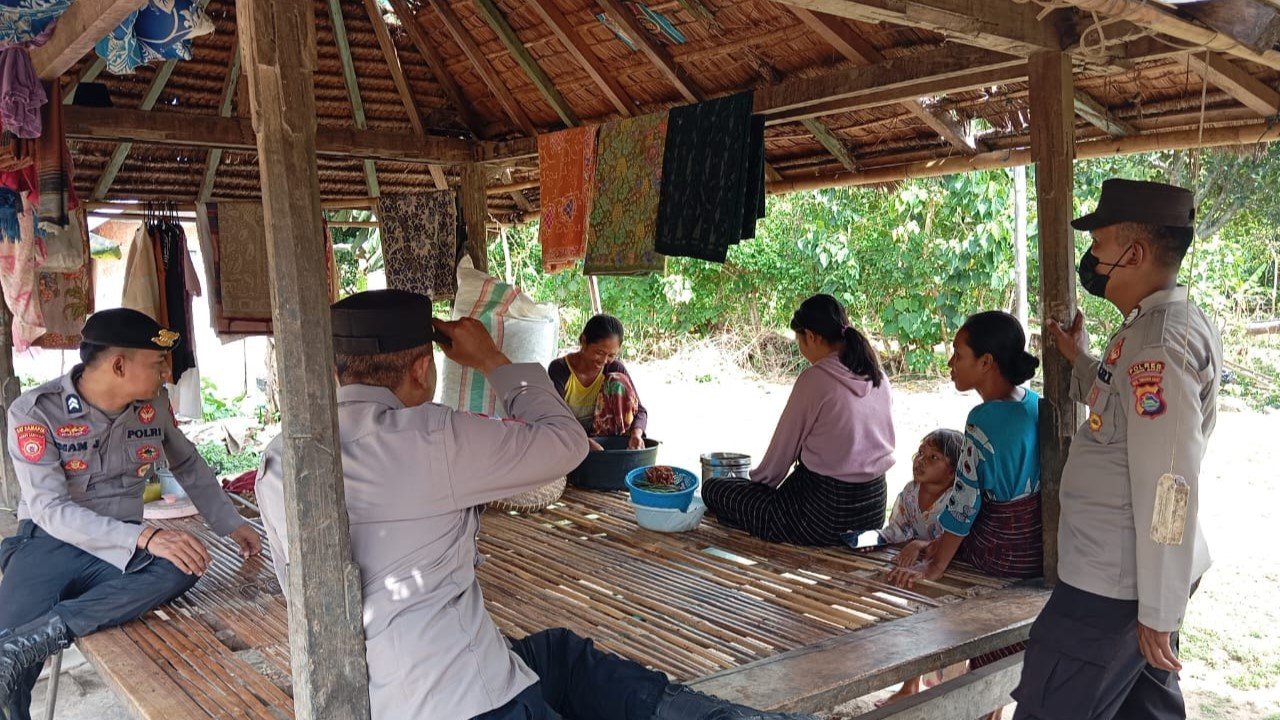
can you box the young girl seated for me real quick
[703,294,895,546]
[877,429,964,545]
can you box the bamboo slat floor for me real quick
[73,487,1014,718]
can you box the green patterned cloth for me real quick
[583,112,668,276]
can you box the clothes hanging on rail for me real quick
[537,125,597,274]
[583,112,668,276]
[379,190,459,299]
[654,91,763,263]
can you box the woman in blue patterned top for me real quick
[889,311,1043,589]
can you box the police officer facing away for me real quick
[1012,180,1221,720]
[0,308,261,719]
[256,289,816,720]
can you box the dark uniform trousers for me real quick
[1012,582,1186,720]
[0,520,199,720]
[473,629,669,720]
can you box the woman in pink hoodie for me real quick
[703,294,896,546]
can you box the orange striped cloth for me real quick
[537,125,597,273]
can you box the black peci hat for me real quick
[1071,178,1196,232]
[81,308,179,351]
[330,289,447,356]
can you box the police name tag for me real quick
[1150,473,1189,545]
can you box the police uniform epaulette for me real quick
[10,376,70,416]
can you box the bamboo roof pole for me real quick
[1061,0,1280,71]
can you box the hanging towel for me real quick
[0,1,65,46]
[32,210,93,350]
[0,201,46,350]
[583,113,668,276]
[537,125,597,274]
[379,190,458,299]
[159,221,197,382]
[122,223,162,320]
[654,91,755,263]
[0,47,46,140]
[95,0,215,75]
[34,81,75,230]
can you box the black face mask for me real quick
[1077,245,1133,298]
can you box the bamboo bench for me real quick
[50,488,1045,718]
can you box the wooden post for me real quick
[1013,164,1029,331]
[1028,50,1078,586]
[0,297,21,512]
[235,0,371,717]
[461,164,490,273]
[588,276,603,316]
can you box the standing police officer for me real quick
[1013,179,1220,719]
[256,289,816,720]
[0,308,261,719]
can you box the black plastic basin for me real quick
[567,436,660,490]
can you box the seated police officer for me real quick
[256,289,816,720]
[0,308,261,719]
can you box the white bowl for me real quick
[632,496,707,533]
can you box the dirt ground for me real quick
[15,347,1279,719]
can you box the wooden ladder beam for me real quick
[385,0,483,134]
[1187,51,1280,117]
[472,0,579,127]
[1073,88,1136,137]
[31,0,148,79]
[199,41,242,202]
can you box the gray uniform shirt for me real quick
[8,368,246,571]
[1058,286,1219,631]
[256,363,589,720]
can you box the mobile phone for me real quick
[840,530,885,552]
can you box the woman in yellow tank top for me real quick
[548,315,648,450]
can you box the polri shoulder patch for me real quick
[1128,359,1167,418]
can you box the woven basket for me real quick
[489,477,567,513]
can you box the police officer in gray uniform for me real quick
[0,308,261,719]
[1012,180,1220,720]
[256,289,816,720]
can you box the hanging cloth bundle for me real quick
[147,202,197,383]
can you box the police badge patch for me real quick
[1128,360,1167,418]
[138,404,157,425]
[16,424,47,462]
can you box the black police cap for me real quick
[81,308,179,351]
[1072,179,1196,232]
[331,289,447,356]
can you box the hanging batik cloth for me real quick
[537,125,597,273]
[583,112,668,276]
[34,81,73,229]
[0,197,46,350]
[33,209,93,350]
[95,0,215,74]
[654,91,762,263]
[379,190,459,299]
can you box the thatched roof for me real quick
[62,0,1280,221]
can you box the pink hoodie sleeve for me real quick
[751,370,822,488]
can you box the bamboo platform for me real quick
[71,487,1016,718]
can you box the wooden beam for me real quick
[200,42,242,202]
[1180,0,1280,55]
[689,586,1046,712]
[472,0,578,127]
[363,0,449,190]
[1187,52,1280,117]
[789,7,979,152]
[429,0,537,135]
[385,0,482,134]
[853,653,1024,720]
[769,0,1068,58]
[30,0,149,79]
[527,0,639,116]
[326,0,379,197]
[595,0,703,103]
[800,118,859,172]
[754,45,1023,120]
[93,60,178,199]
[64,106,474,163]
[1028,49,1077,587]
[461,164,491,272]
[1073,89,1135,137]
[236,0,371,716]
